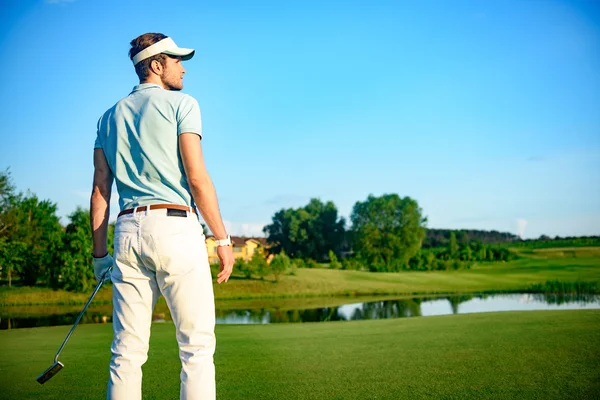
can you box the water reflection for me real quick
[1,293,599,329]
[0,311,111,330]
[216,293,600,325]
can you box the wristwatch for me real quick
[215,235,231,247]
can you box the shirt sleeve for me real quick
[177,95,202,138]
[94,117,103,149]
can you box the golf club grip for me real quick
[53,270,110,362]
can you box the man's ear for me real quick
[149,59,163,75]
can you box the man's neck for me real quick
[140,78,166,89]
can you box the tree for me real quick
[461,244,473,261]
[478,245,487,261]
[448,232,459,259]
[269,251,290,281]
[0,172,63,286]
[422,228,519,248]
[263,198,346,261]
[6,194,63,285]
[0,172,115,289]
[0,238,27,287]
[51,208,97,292]
[425,251,436,271]
[234,258,250,279]
[0,170,17,284]
[248,250,269,280]
[328,250,342,269]
[350,194,426,272]
[0,170,18,247]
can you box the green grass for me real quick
[1,255,599,305]
[0,310,598,399]
[511,246,600,259]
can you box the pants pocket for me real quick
[151,219,205,276]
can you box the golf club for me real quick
[36,268,112,384]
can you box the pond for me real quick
[1,293,599,329]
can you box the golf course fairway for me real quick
[1,310,598,399]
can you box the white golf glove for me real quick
[93,253,114,282]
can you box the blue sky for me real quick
[0,0,598,239]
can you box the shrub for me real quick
[233,258,249,278]
[210,262,221,279]
[287,262,297,276]
[291,258,306,269]
[328,250,342,269]
[341,257,360,270]
[249,251,269,280]
[270,251,291,281]
[451,260,462,270]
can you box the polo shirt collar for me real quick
[131,83,163,93]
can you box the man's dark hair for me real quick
[129,33,169,81]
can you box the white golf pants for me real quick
[107,207,216,400]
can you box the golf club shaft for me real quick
[53,270,111,363]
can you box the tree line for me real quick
[422,229,520,248]
[262,196,526,272]
[0,171,113,292]
[263,195,428,272]
[2,170,598,291]
[262,198,599,272]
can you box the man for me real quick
[90,32,234,400]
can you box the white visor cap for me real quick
[132,37,195,66]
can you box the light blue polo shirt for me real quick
[94,83,202,212]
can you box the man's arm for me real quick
[179,133,234,283]
[90,148,114,258]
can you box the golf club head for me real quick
[36,361,64,384]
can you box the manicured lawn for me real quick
[0,310,598,399]
[2,255,599,306]
[512,246,600,259]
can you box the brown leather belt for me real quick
[118,204,196,217]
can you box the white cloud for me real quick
[515,218,528,238]
[222,220,266,237]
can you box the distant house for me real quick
[205,236,269,264]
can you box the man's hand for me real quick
[93,253,114,282]
[216,246,234,284]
